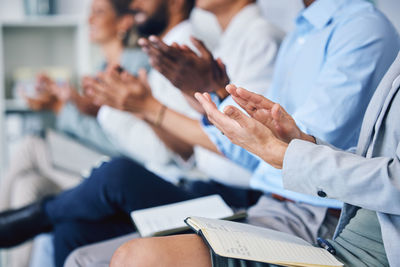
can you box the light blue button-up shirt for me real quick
[202,0,400,208]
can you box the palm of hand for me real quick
[114,74,152,113]
[223,114,273,158]
[251,107,301,144]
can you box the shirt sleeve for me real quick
[283,139,400,215]
[292,15,400,150]
[56,102,119,156]
[97,105,173,166]
[228,21,283,95]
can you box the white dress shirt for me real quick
[97,21,200,181]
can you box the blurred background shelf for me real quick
[1,15,83,27]
[0,14,91,174]
[5,99,31,113]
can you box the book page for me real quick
[131,195,233,237]
[188,217,310,246]
[187,217,343,267]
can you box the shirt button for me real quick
[317,190,327,198]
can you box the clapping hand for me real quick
[225,85,315,144]
[84,65,154,116]
[194,90,287,169]
[23,74,67,113]
[139,36,230,97]
[194,85,316,169]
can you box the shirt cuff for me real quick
[282,139,318,195]
[282,139,343,209]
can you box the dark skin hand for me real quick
[138,36,230,98]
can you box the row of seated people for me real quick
[0,0,400,266]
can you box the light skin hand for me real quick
[226,85,315,144]
[23,90,62,113]
[84,66,157,120]
[195,92,287,169]
[84,66,203,159]
[23,74,65,113]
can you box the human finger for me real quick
[148,35,171,54]
[235,87,275,110]
[223,105,251,129]
[190,37,212,60]
[195,92,233,131]
[226,85,259,116]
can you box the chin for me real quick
[90,34,107,44]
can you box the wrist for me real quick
[143,98,163,124]
[260,138,287,169]
[215,86,230,101]
[300,131,316,144]
[53,99,65,114]
[154,104,167,127]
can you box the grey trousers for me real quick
[0,136,82,267]
[64,195,338,267]
[64,233,140,267]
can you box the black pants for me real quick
[44,157,262,267]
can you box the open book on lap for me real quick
[185,216,343,267]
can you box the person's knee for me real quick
[110,238,166,267]
[91,157,138,187]
[110,239,146,267]
[110,235,211,267]
[92,157,158,197]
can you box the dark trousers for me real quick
[45,157,262,267]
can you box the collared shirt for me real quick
[97,21,201,182]
[56,48,150,159]
[202,0,400,208]
[194,3,284,187]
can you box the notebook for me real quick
[131,195,246,237]
[185,216,343,267]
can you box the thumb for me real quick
[191,37,212,60]
[224,105,249,128]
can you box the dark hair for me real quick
[109,0,133,17]
[183,0,196,18]
[109,0,138,47]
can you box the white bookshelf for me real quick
[0,24,5,174]
[0,15,91,172]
